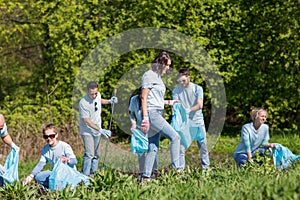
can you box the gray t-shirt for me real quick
[173,82,204,125]
[79,92,102,136]
[39,141,77,169]
[142,70,166,110]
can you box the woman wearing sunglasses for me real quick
[23,124,77,188]
[140,51,181,182]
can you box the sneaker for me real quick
[141,177,151,183]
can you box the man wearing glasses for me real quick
[78,81,118,176]
[23,123,77,188]
[172,68,210,171]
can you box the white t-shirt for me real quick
[79,92,102,136]
[173,82,204,125]
[39,141,77,169]
[142,70,166,110]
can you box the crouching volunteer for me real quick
[23,124,77,188]
[233,108,276,167]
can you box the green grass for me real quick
[1,134,300,199]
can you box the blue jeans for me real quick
[143,122,180,178]
[34,170,52,188]
[81,134,101,176]
[138,149,158,174]
[234,147,269,167]
[0,177,3,186]
[179,125,210,170]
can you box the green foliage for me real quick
[0,0,299,151]
[2,156,300,199]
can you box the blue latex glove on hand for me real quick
[11,142,19,152]
[101,129,112,138]
[109,96,118,104]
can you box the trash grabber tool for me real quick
[101,89,117,175]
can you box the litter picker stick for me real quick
[101,89,117,175]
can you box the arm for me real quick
[1,133,18,150]
[63,144,78,168]
[262,125,275,148]
[1,133,13,147]
[23,160,46,185]
[190,98,203,112]
[31,161,46,176]
[164,100,180,105]
[83,118,101,131]
[241,126,252,161]
[102,96,118,105]
[101,99,111,105]
[141,88,150,133]
[141,88,150,118]
[190,85,203,112]
[129,112,137,129]
[264,143,275,148]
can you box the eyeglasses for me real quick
[43,134,56,140]
[94,102,98,112]
[177,78,187,84]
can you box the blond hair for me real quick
[250,107,267,121]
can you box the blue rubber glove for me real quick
[109,96,118,104]
[101,129,112,138]
[10,142,19,152]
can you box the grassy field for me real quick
[1,134,300,199]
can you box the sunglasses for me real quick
[94,102,98,112]
[43,134,56,140]
[177,78,187,83]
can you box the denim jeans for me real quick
[138,149,158,174]
[234,147,269,167]
[34,170,52,188]
[179,125,210,170]
[81,134,101,176]
[143,121,180,178]
[0,177,3,186]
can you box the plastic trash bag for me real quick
[273,143,300,170]
[171,103,198,149]
[189,126,204,142]
[0,148,19,186]
[130,128,148,154]
[49,160,89,191]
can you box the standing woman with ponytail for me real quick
[140,51,180,181]
[233,107,276,167]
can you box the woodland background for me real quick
[0,0,299,161]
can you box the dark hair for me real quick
[151,51,172,75]
[87,81,98,90]
[129,87,142,108]
[42,123,58,135]
[178,68,190,77]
